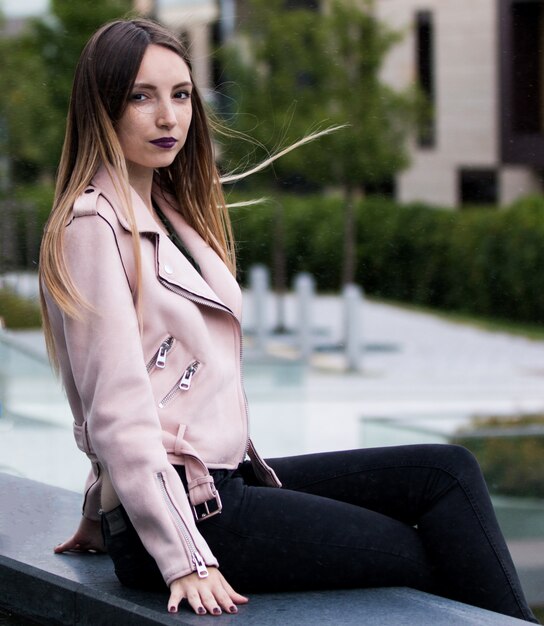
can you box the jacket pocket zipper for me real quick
[159,360,200,408]
[146,336,175,373]
[155,472,208,578]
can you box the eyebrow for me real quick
[132,81,193,90]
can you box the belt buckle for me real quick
[192,491,222,522]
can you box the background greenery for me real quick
[229,191,544,325]
[0,288,41,328]
[220,0,422,283]
[0,0,132,182]
[453,414,544,499]
[3,186,544,328]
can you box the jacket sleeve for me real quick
[62,211,218,586]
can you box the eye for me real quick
[173,90,191,101]
[129,93,148,103]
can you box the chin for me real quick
[141,155,179,170]
[155,157,178,169]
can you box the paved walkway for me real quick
[240,292,544,457]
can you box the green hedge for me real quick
[0,288,42,329]
[230,192,544,324]
[8,184,544,324]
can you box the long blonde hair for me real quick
[39,17,341,371]
[39,18,234,369]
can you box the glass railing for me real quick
[0,330,310,491]
[361,414,544,541]
[0,330,89,491]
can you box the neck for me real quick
[126,161,154,212]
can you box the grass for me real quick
[532,606,544,623]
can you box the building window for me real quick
[415,10,435,148]
[511,1,544,133]
[459,169,498,206]
[499,0,544,166]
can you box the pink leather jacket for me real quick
[43,165,281,586]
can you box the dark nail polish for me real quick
[229,606,238,613]
[169,606,177,613]
[212,607,221,615]
[197,606,206,615]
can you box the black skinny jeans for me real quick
[102,444,538,623]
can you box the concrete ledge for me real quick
[0,473,528,625]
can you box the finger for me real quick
[199,590,222,616]
[167,586,185,614]
[219,577,249,604]
[212,585,239,614]
[186,589,206,615]
[54,538,79,553]
[227,589,249,604]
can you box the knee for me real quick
[431,443,483,479]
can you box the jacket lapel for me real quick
[152,186,243,321]
[91,166,238,318]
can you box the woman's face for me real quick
[116,44,193,181]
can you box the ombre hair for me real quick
[39,18,234,369]
[39,17,341,370]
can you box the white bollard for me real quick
[294,272,315,361]
[343,283,363,371]
[250,264,269,353]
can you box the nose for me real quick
[156,98,177,129]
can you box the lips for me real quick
[150,137,178,149]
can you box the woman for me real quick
[40,18,538,622]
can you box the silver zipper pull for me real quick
[156,339,173,369]
[192,551,209,578]
[179,361,200,390]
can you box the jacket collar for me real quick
[92,165,159,234]
[91,165,238,318]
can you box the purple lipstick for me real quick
[150,137,178,149]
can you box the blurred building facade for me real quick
[377,0,543,207]
[153,0,543,208]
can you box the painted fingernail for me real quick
[197,606,206,615]
[169,605,177,613]
[229,606,238,613]
[212,607,221,615]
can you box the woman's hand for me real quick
[54,515,106,554]
[168,567,248,615]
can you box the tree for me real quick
[0,16,54,183]
[220,0,420,285]
[219,0,330,186]
[1,0,131,182]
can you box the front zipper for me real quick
[155,472,208,578]
[158,277,250,457]
[146,336,175,373]
[158,360,200,408]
